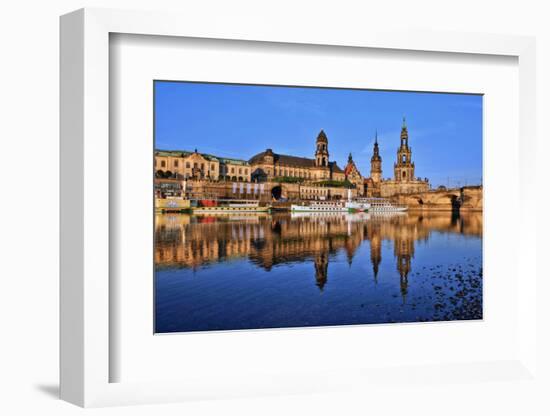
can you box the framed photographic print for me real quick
[60,8,539,408]
[153,81,483,334]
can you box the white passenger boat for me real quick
[291,189,370,213]
[291,200,348,212]
[344,200,370,213]
[191,199,271,214]
[291,211,371,222]
[357,198,408,212]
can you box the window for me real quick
[239,168,242,174]
[174,160,179,167]
[211,164,215,170]
[201,163,205,170]
[402,155,406,163]
[186,162,190,168]
[161,160,166,168]
[231,167,235,174]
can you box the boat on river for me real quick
[291,189,370,213]
[290,211,371,221]
[155,197,191,213]
[191,199,271,214]
[291,200,349,212]
[357,198,408,212]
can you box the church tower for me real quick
[394,117,415,182]
[369,225,382,284]
[314,252,328,291]
[370,130,382,183]
[315,130,329,167]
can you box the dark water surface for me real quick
[155,211,482,333]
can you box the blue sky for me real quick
[155,81,482,187]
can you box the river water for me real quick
[155,211,482,333]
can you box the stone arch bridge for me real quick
[392,186,483,211]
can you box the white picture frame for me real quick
[60,8,538,408]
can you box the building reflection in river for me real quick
[155,211,483,296]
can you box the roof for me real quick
[155,149,249,165]
[330,161,344,173]
[155,150,188,158]
[344,162,354,176]
[249,151,316,167]
[249,150,343,173]
[217,157,249,166]
[316,130,328,143]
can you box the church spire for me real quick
[400,116,409,146]
[370,130,382,184]
[372,131,380,159]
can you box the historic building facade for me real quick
[343,153,363,191]
[155,149,251,182]
[248,130,346,183]
[364,119,430,198]
[154,120,429,200]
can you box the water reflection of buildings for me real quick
[155,212,482,292]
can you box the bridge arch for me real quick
[432,192,461,210]
[271,185,283,200]
[408,196,424,206]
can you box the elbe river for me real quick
[155,211,482,333]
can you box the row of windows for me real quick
[300,188,328,195]
[158,172,249,182]
[269,168,341,180]
[156,160,214,170]
[155,159,248,175]
[222,167,249,175]
[275,169,310,178]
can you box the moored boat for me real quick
[155,197,191,213]
[292,190,371,213]
[291,200,348,212]
[357,197,408,212]
[290,211,371,221]
[191,199,271,214]
[344,200,370,213]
